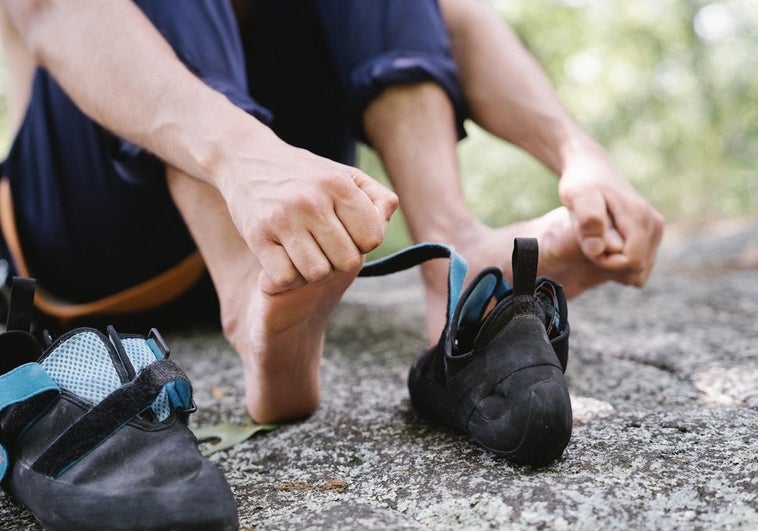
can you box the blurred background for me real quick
[359,0,758,255]
[0,0,755,258]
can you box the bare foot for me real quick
[420,206,614,342]
[164,168,364,424]
[220,264,358,423]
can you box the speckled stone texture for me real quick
[2,219,756,530]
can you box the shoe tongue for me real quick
[114,330,172,421]
[38,328,172,421]
[456,268,509,331]
[451,268,510,354]
[39,329,125,405]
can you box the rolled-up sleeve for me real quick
[315,0,467,141]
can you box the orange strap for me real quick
[0,179,206,323]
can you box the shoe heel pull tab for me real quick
[512,238,539,298]
[6,276,36,332]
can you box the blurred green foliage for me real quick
[361,0,758,255]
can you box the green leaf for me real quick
[192,420,277,456]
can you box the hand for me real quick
[558,145,664,287]
[219,137,398,294]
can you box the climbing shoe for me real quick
[360,237,571,464]
[0,277,239,530]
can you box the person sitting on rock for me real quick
[0,0,663,424]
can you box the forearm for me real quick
[440,0,598,174]
[2,0,275,189]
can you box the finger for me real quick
[278,231,334,284]
[567,191,609,258]
[351,171,399,226]
[333,179,387,254]
[591,253,639,283]
[258,270,307,295]
[607,201,663,276]
[605,225,625,254]
[311,219,364,273]
[256,243,306,294]
[592,248,651,287]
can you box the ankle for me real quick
[411,215,487,248]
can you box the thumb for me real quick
[567,191,609,258]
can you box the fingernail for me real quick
[581,236,605,257]
[608,228,624,251]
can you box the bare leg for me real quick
[363,83,610,342]
[364,0,663,342]
[438,0,664,286]
[166,168,358,423]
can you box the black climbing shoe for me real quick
[0,277,239,530]
[360,238,571,465]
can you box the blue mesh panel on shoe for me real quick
[41,331,121,405]
[122,338,171,421]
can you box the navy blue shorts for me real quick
[1,0,465,303]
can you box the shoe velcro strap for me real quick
[360,242,468,326]
[0,363,60,480]
[32,359,192,479]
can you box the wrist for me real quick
[191,100,279,196]
[553,126,606,175]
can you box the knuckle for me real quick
[559,184,581,205]
[621,264,648,287]
[303,262,332,283]
[385,191,400,212]
[247,227,268,248]
[293,193,330,221]
[263,204,293,232]
[318,170,347,189]
[328,176,350,200]
[292,192,319,210]
[270,268,299,288]
[356,229,383,253]
[336,252,363,273]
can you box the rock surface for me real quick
[1,219,757,530]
